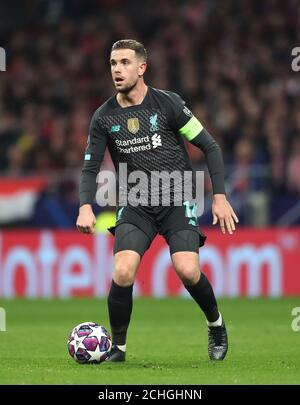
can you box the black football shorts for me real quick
[108,203,206,256]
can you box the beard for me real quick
[116,78,138,94]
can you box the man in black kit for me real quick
[77,39,239,362]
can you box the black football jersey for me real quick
[82,86,204,206]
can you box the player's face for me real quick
[110,49,146,93]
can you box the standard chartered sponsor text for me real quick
[115,136,151,153]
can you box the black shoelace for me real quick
[209,326,225,346]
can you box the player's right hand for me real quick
[76,204,96,234]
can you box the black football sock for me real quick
[107,280,133,347]
[184,272,219,322]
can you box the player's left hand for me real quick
[212,194,239,235]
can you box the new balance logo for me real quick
[151,133,162,149]
[111,125,120,133]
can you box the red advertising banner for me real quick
[0,228,299,297]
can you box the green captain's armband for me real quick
[178,116,203,141]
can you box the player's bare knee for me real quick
[113,251,139,286]
[113,258,137,286]
[181,269,200,285]
[113,266,135,286]
[176,264,200,285]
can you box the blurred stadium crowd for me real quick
[0,0,300,227]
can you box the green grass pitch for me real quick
[0,297,299,384]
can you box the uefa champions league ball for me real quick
[67,322,112,364]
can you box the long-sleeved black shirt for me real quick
[80,86,225,206]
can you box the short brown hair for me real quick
[111,39,147,61]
